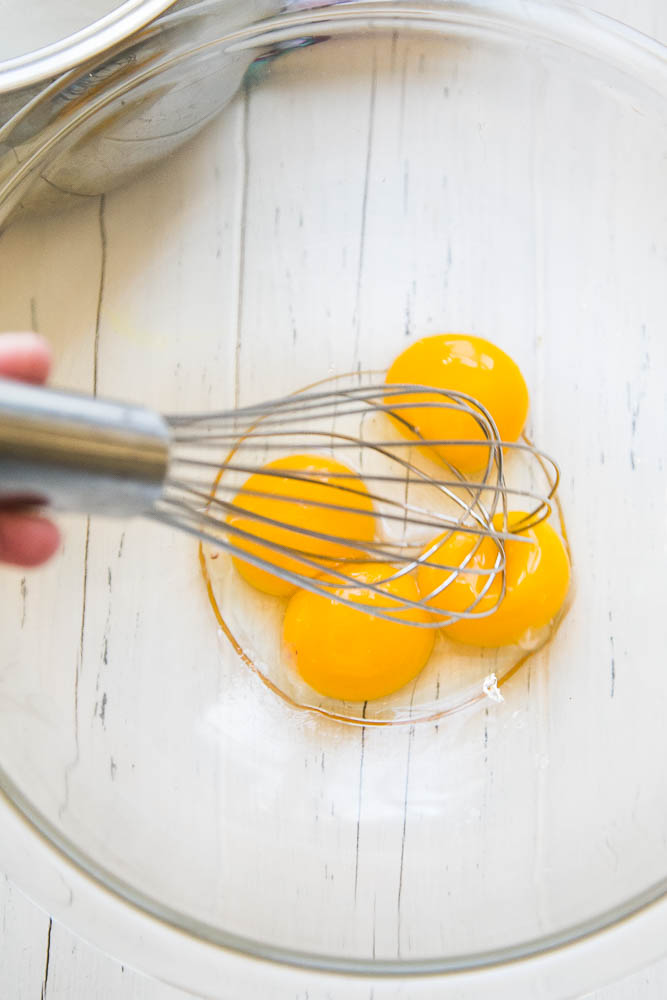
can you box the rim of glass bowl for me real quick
[1,0,667,979]
[1,0,666,222]
[0,0,176,94]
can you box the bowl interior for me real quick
[1,2,666,972]
[200,387,567,726]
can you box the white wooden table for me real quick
[1,0,666,997]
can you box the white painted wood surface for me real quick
[1,1,666,998]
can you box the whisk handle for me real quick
[0,377,169,517]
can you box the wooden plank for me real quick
[0,877,50,1000]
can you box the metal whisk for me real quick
[0,376,559,626]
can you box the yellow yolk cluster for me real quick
[224,334,569,703]
[385,333,529,472]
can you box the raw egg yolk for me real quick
[417,512,570,647]
[283,563,435,701]
[386,333,529,472]
[227,455,375,597]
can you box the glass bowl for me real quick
[1,2,666,996]
[199,371,569,726]
[0,0,175,93]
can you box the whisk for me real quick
[0,375,559,627]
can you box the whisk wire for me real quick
[157,381,560,628]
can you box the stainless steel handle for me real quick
[0,377,169,517]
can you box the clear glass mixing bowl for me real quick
[0,0,666,989]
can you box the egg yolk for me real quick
[283,563,435,701]
[417,512,570,647]
[227,454,375,597]
[385,333,529,473]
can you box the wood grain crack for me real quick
[396,723,415,956]
[40,917,52,1000]
[234,90,250,408]
[609,611,616,699]
[353,702,368,901]
[352,52,378,360]
[61,192,107,812]
[94,194,107,396]
[60,518,89,818]
[29,296,39,333]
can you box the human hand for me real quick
[0,333,61,567]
